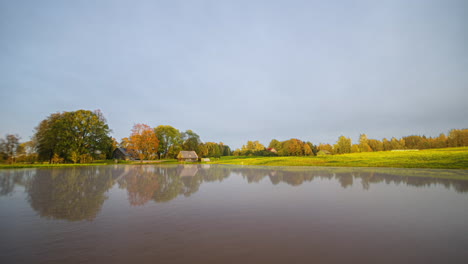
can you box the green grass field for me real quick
[1,147,467,170]
[207,147,468,169]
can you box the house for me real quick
[113,148,132,161]
[177,151,198,162]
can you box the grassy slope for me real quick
[208,147,468,169]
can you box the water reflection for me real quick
[234,166,468,192]
[0,169,35,196]
[26,168,115,221]
[117,165,230,204]
[0,165,467,222]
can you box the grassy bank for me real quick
[207,147,468,169]
[0,163,110,169]
[0,159,177,169]
[2,147,467,170]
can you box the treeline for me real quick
[0,109,467,163]
[233,139,315,156]
[233,129,468,156]
[0,110,231,164]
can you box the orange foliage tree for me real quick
[127,124,159,161]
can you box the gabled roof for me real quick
[116,148,131,156]
[178,151,198,159]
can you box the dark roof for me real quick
[178,151,198,159]
[115,148,131,156]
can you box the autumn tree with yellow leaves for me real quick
[127,124,159,161]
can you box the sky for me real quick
[1,0,467,149]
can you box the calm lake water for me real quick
[1,165,467,263]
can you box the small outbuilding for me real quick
[267,148,278,154]
[113,148,132,161]
[317,150,331,155]
[177,151,198,162]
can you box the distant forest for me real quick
[235,130,468,157]
[0,109,467,163]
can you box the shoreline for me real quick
[1,147,467,172]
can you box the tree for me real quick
[432,133,448,148]
[402,135,424,149]
[127,124,159,161]
[279,139,304,156]
[240,140,265,155]
[390,137,405,150]
[0,134,21,163]
[303,143,313,156]
[15,140,38,163]
[34,110,113,163]
[306,141,317,156]
[448,129,468,147]
[120,137,130,148]
[198,143,209,157]
[268,139,282,151]
[334,136,352,154]
[181,130,201,153]
[219,142,232,156]
[358,134,372,152]
[154,125,182,159]
[205,142,221,158]
[34,112,62,162]
[368,139,383,152]
[382,138,392,151]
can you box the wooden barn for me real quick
[113,148,132,161]
[177,151,198,162]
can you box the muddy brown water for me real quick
[1,165,467,263]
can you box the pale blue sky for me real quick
[1,0,467,149]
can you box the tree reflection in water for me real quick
[0,169,34,196]
[0,165,466,222]
[118,164,230,205]
[234,166,468,192]
[26,167,115,221]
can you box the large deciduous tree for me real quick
[127,124,159,161]
[154,125,182,159]
[34,110,113,163]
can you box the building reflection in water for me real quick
[0,165,467,222]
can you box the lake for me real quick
[1,165,467,263]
